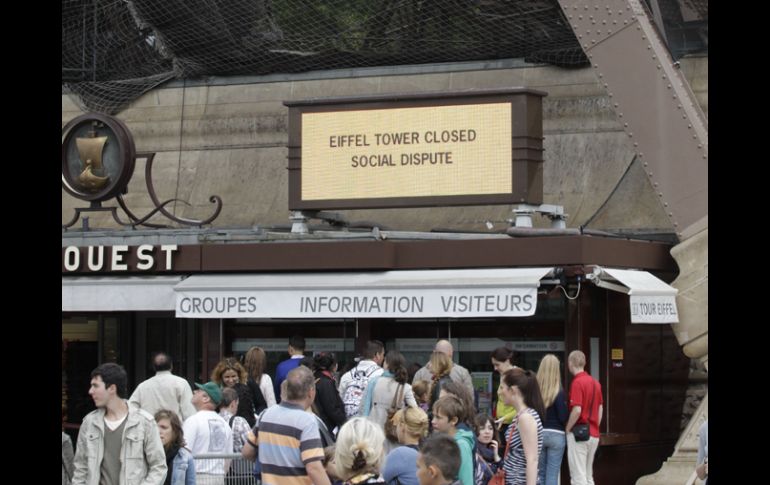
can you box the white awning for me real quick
[62,276,185,312]
[586,266,679,323]
[174,268,554,319]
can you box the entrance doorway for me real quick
[134,313,198,385]
[61,313,131,445]
[226,319,357,379]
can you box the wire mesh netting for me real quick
[63,0,589,114]
[63,1,706,115]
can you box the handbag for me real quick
[573,380,596,442]
[488,468,506,485]
[384,383,405,442]
[573,423,590,442]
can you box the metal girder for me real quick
[556,0,707,240]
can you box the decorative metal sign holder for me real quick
[62,113,221,230]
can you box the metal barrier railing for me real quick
[192,453,258,485]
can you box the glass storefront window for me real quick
[227,319,357,377]
[102,317,121,363]
[62,315,99,444]
[231,337,356,376]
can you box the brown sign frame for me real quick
[62,113,136,202]
[61,236,677,275]
[285,88,546,210]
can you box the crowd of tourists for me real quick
[63,337,608,485]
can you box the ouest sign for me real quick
[62,244,179,272]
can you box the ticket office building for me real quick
[62,233,687,484]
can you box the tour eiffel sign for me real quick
[62,113,222,230]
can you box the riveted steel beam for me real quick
[556,0,707,240]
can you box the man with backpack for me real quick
[338,340,385,418]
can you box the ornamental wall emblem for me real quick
[62,113,222,230]
[62,113,135,202]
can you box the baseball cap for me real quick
[195,381,222,405]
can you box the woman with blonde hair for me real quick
[535,354,569,485]
[212,357,256,427]
[427,351,454,420]
[334,417,387,485]
[382,407,429,485]
[243,346,275,409]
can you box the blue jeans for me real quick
[538,429,566,485]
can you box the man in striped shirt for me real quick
[242,366,330,485]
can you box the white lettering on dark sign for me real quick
[62,244,178,272]
[63,246,80,271]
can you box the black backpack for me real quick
[234,383,257,427]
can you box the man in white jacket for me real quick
[129,352,196,421]
[72,363,167,485]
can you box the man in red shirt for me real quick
[565,350,603,485]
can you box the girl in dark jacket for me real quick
[473,413,503,485]
[313,352,348,434]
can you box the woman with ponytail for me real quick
[313,352,348,435]
[426,351,454,424]
[499,369,545,485]
[334,417,387,485]
[382,407,429,485]
[361,350,417,453]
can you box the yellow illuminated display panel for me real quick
[301,103,512,200]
